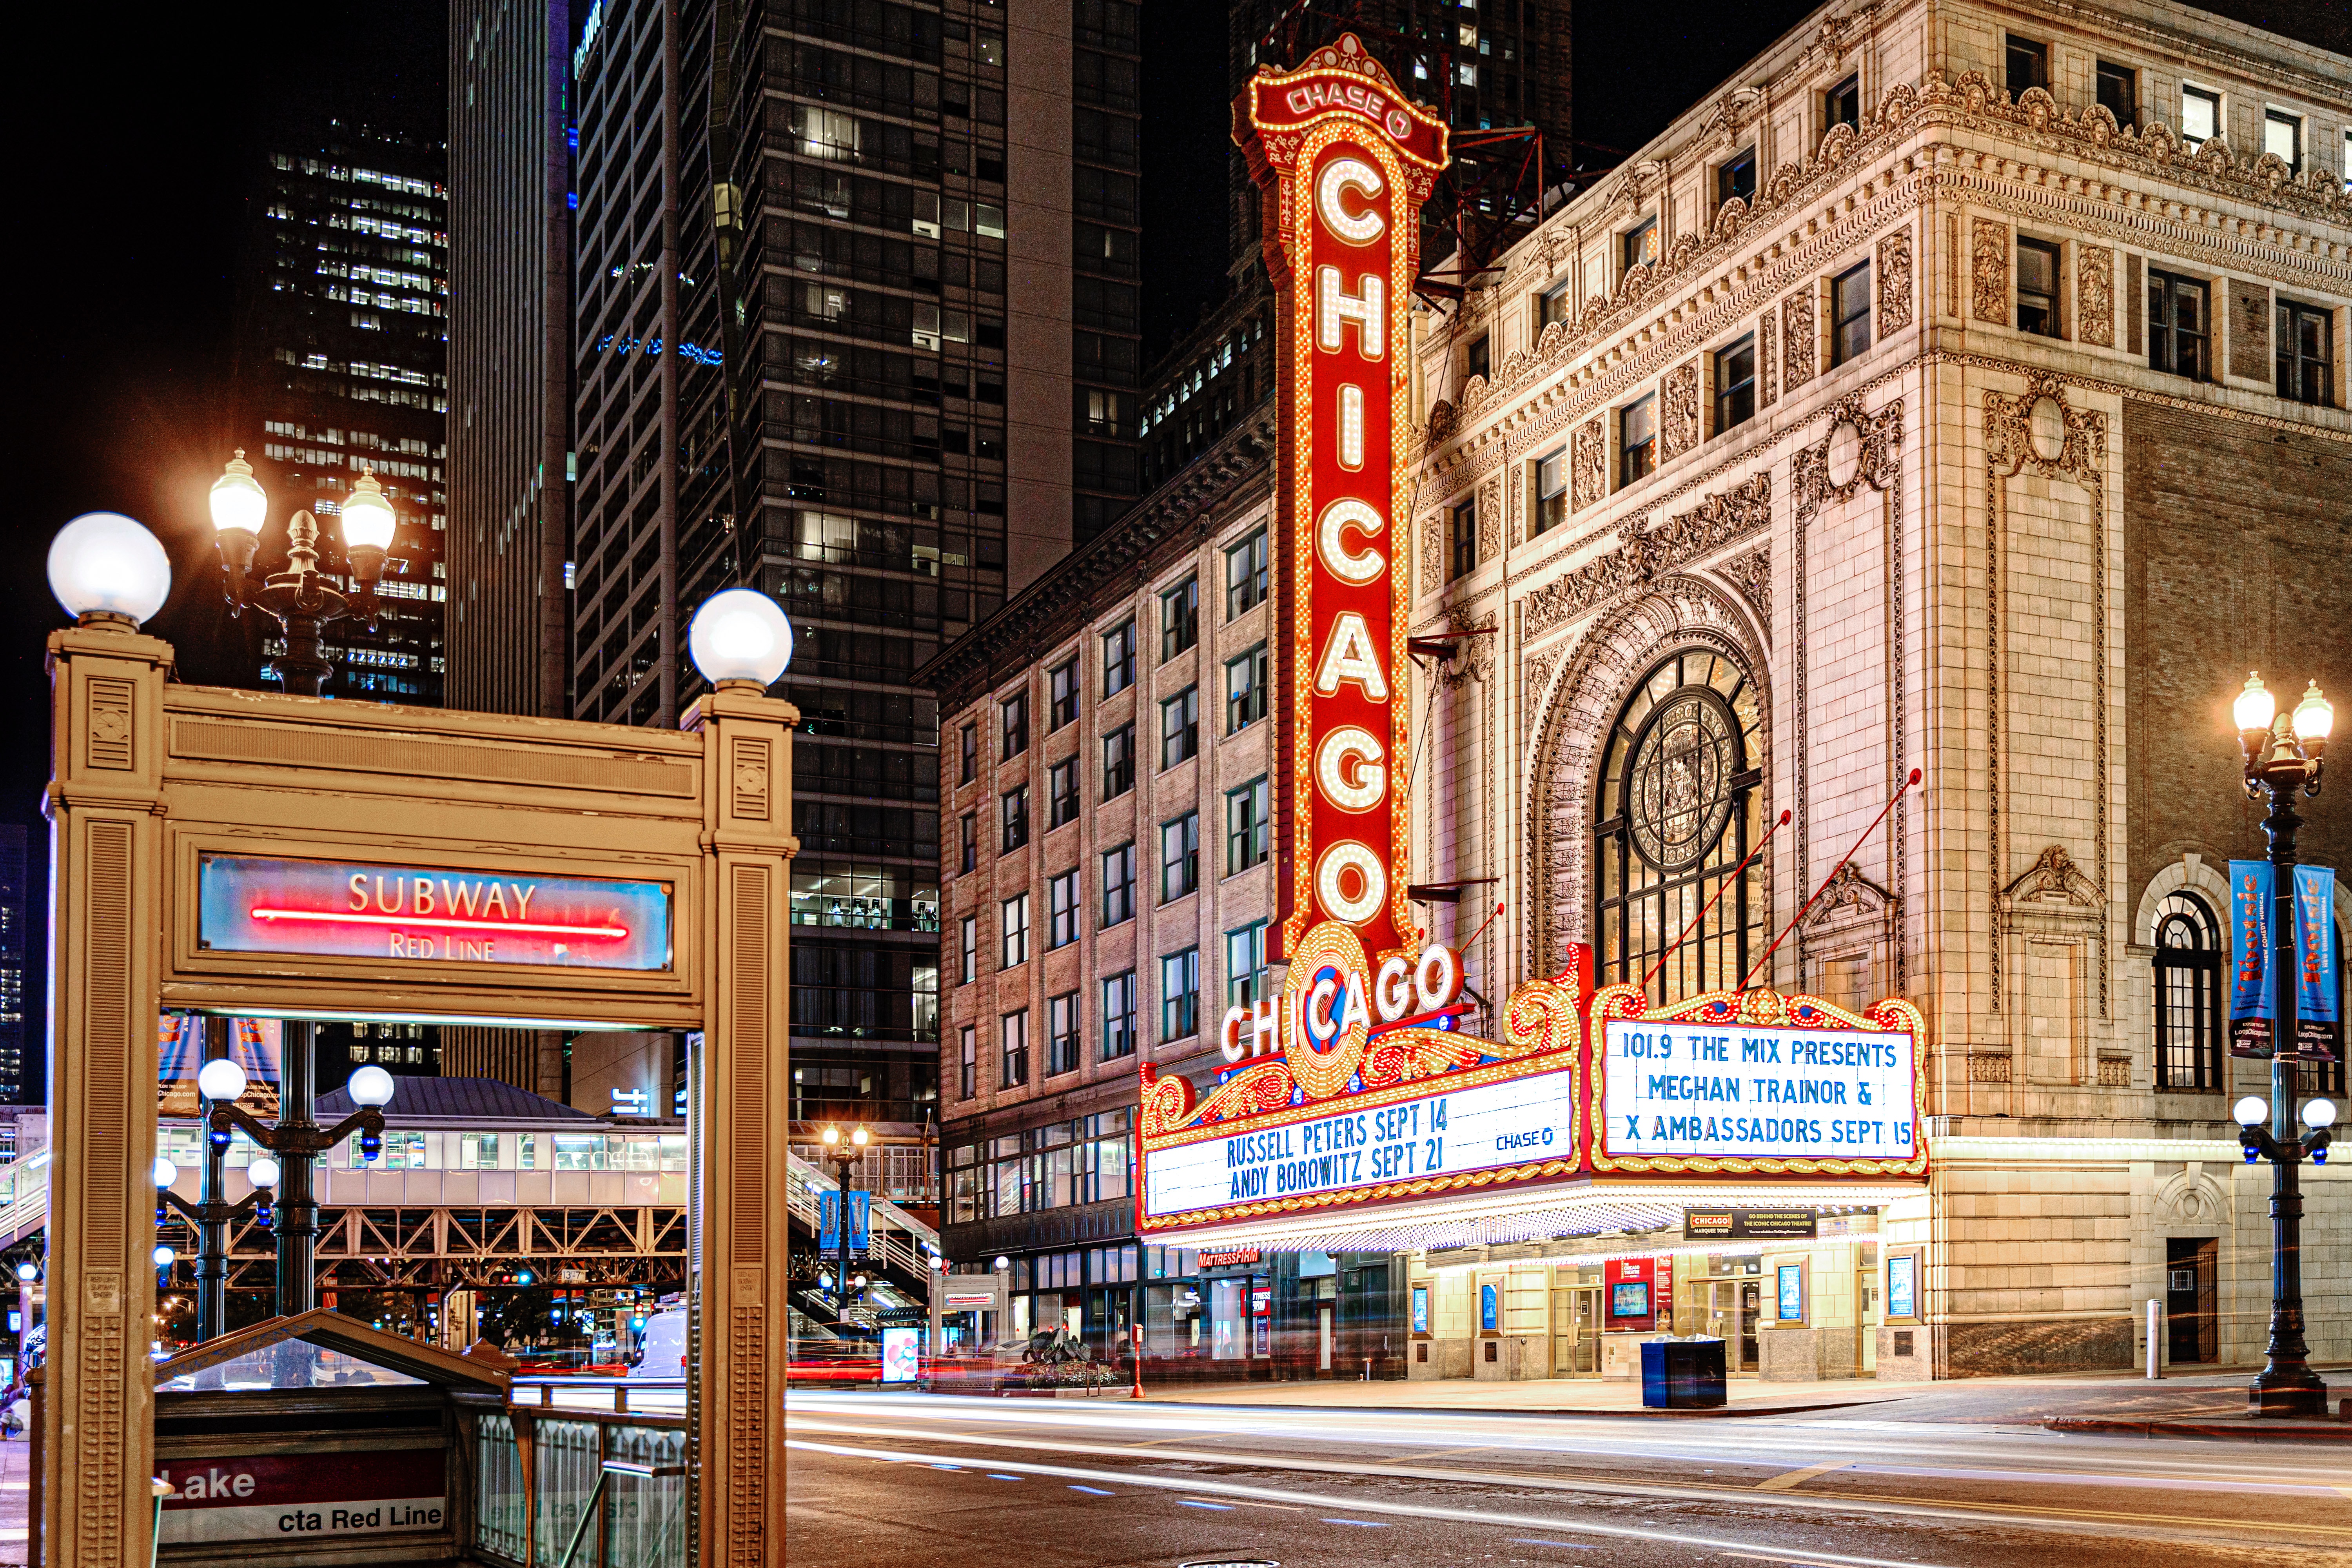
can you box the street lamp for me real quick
[47,512,173,627]
[208,450,397,698]
[2230,670,2334,1417]
[818,1125,870,1329]
[206,1057,396,1318]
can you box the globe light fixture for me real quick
[2292,681,2333,754]
[14,1261,36,1283]
[248,1156,281,1189]
[152,1156,179,1189]
[2233,671,2277,736]
[687,588,794,687]
[205,451,392,693]
[153,1245,176,1268]
[338,466,397,580]
[994,1256,1011,1272]
[347,1064,398,1108]
[196,1057,249,1104]
[2303,1099,2338,1130]
[208,452,269,588]
[2235,1095,2269,1127]
[850,1126,870,1148]
[820,1126,840,1147]
[48,512,173,626]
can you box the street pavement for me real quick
[785,1378,2352,1568]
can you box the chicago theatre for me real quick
[922,0,2352,1384]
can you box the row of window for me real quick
[959,528,1270,780]
[955,922,1270,1096]
[957,780,1272,979]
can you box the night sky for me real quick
[4,0,2345,1100]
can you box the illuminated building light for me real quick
[1314,726,1386,812]
[1337,384,1365,469]
[1312,612,1390,700]
[1313,157,1387,244]
[1315,266,1385,358]
[1315,498,1384,582]
[249,908,631,940]
[1314,842,1387,925]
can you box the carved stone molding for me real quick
[1477,475,1503,564]
[1419,514,1445,597]
[1528,576,1768,978]
[1971,216,2011,324]
[1439,603,1496,689]
[1984,373,2111,1017]
[1804,861,1892,935]
[1718,544,1771,635]
[2077,243,2115,348]
[2004,843,2100,907]
[1660,358,1701,462]
[1570,418,1606,512]
[1782,288,1817,395]
[1877,225,1913,335]
[1759,312,1777,408]
[1522,471,1772,641]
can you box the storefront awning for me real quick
[1156,1180,1926,1254]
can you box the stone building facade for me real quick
[927,0,2352,1380]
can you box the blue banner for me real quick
[2295,866,2342,1062]
[2230,860,2275,1058]
[817,1190,871,1253]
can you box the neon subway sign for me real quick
[198,854,674,972]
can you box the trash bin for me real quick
[1640,1338,1727,1409]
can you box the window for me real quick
[1001,691,1029,757]
[1161,685,1199,768]
[1048,869,1080,948]
[2153,892,2222,1091]
[1593,648,1765,1003]
[1226,922,1267,1007]
[1001,1011,1029,1088]
[2096,61,2136,125]
[2004,36,2048,97]
[1001,785,1029,852]
[1226,644,1268,732]
[1450,497,1478,580]
[2180,85,2220,147]
[1161,811,1199,902]
[2265,109,2302,171]
[1047,992,1081,1076]
[1534,446,1568,534]
[1000,893,1030,967]
[1161,948,1200,1040]
[2149,270,2209,381]
[1541,278,1573,328]
[1101,842,1136,926]
[958,812,977,873]
[1049,658,1080,730]
[1102,971,1138,1059]
[2016,238,2062,337]
[1831,260,1871,367]
[1102,619,1136,694]
[1713,336,1755,434]
[959,723,977,783]
[1621,217,1658,276]
[958,1025,976,1098]
[1227,777,1269,873]
[1619,395,1656,487]
[1824,74,1860,133]
[1160,577,1199,661]
[1103,722,1136,798]
[1224,528,1269,618]
[1049,757,1080,828]
[1465,334,1490,381]
[2278,300,2334,406]
[1716,148,1756,207]
[959,914,978,983]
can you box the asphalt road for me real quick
[784,1390,2352,1567]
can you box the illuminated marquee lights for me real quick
[1234,35,1446,967]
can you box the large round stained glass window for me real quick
[1626,688,1739,872]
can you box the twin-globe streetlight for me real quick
[2226,671,2339,1417]
[51,491,797,1332]
[818,1125,871,1328]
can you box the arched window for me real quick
[2152,891,2221,1091]
[1592,650,1764,1003]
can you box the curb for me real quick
[2045,1415,2352,1441]
[1132,1395,1898,1419]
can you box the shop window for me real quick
[2153,892,2222,1091]
[1592,648,1764,1002]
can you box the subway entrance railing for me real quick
[468,1394,688,1568]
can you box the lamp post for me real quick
[818,1125,869,1330]
[203,1059,397,1317]
[205,454,402,1317]
[2229,671,2336,1418]
[154,1122,277,1344]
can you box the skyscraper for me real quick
[235,125,451,702]
[448,0,575,719]
[551,0,1140,1135]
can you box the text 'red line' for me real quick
[248,908,630,940]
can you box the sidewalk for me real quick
[1136,1372,1918,1417]
[0,1433,26,1567]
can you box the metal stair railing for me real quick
[784,1148,938,1296]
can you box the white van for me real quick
[628,1307,687,1379]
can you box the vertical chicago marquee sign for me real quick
[1235,37,1447,976]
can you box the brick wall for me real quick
[2122,402,2352,904]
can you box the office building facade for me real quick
[234,125,451,703]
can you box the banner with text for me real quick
[2231,859,2276,1057]
[2295,865,2342,1061]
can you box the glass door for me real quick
[1551,1285,1601,1375]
